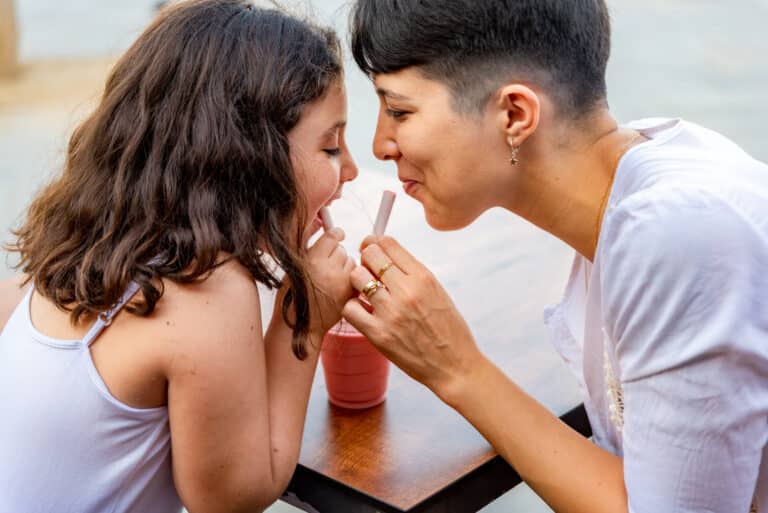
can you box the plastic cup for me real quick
[321,320,390,409]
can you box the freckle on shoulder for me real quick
[151,259,263,335]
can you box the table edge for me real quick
[286,403,592,512]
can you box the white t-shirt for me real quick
[544,118,767,513]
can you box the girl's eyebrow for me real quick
[322,120,346,139]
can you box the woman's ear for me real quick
[494,84,541,148]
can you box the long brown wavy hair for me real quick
[7,0,342,359]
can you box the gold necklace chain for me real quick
[585,130,644,292]
[592,130,644,257]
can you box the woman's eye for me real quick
[385,108,408,120]
[323,148,341,156]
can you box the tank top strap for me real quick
[81,281,142,348]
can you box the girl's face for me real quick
[289,81,358,239]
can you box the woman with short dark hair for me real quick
[0,1,358,512]
[344,1,767,512]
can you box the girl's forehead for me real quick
[290,85,348,139]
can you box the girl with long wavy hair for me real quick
[0,1,358,512]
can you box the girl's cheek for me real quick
[330,155,341,179]
[327,156,341,195]
[312,159,339,210]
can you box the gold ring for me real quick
[377,261,394,279]
[361,279,385,299]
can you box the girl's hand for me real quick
[305,227,356,335]
[342,236,485,401]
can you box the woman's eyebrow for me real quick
[375,87,411,102]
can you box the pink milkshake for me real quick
[321,320,390,409]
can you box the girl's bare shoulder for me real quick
[152,259,263,337]
[121,259,268,374]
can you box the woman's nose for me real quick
[372,113,401,161]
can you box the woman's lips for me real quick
[400,179,419,196]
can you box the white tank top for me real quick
[0,285,182,513]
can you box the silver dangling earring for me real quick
[509,145,520,166]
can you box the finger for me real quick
[349,264,374,289]
[343,255,356,274]
[359,234,380,252]
[350,265,389,304]
[311,227,345,257]
[374,236,422,275]
[327,227,345,241]
[360,243,406,287]
[330,242,347,262]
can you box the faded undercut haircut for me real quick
[350,0,611,119]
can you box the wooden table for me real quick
[281,172,590,513]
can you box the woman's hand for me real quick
[342,235,485,402]
[305,227,357,335]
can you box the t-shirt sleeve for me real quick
[600,188,767,513]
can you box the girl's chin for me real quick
[308,214,324,236]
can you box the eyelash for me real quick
[385,108,408,120]
[323,148,341,156]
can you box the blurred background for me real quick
[1,1,766,511]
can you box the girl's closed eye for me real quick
[323,148,341,156]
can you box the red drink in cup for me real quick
[318,190,396,409]
[321,320,390,409]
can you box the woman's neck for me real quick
[502,111,642,261]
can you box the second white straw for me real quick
[373,190,396,236]
[319,207,334,232]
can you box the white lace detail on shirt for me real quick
[604,352,759,513]
[601,334,758,511]
[604,348,624,432]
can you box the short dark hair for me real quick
[350,0,611,118]
[9,0,342,359]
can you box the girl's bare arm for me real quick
[0,275,29,331]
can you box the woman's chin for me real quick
[424,205,480,232]
[424,211,463,232]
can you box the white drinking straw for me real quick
[372,190,396,236]
[319,207,334,231]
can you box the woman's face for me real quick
[289,81,358,239]
[371,68,507,230]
